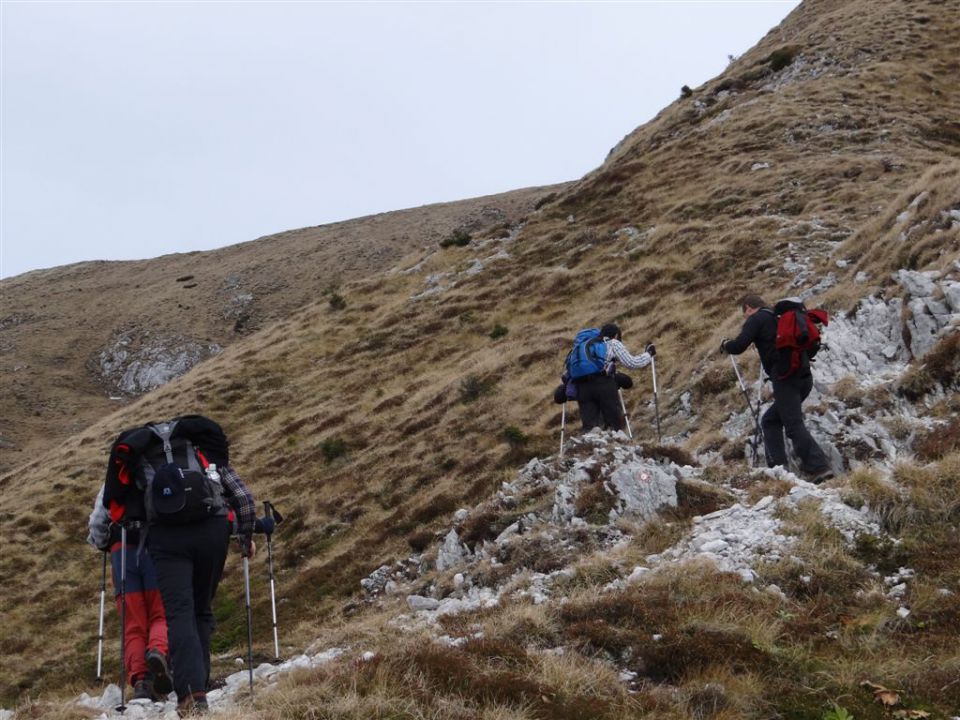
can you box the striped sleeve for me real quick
[607,339,652,370]
[222,465,256,536]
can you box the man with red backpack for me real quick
[721,294,833,483]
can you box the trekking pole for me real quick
[263,501,283,661]
[96,550,107,682]
[618,389,633,439]
[118,525,127,712]
[650,357,662,443]
[242,553,255,696]
[729,354,761,464]
[559,402,566,458]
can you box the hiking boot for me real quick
[811,470,835,485]
[132,677,155,701]
[177,692,208,717]
[145,648,173,696]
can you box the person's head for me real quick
[600,323,622,340]
[737,294,766,317]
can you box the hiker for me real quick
[87,485,172,701]
[102,416,256,715]
[569,323,655,432]
[721,294,833,483]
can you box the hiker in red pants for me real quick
[88,485,173,701]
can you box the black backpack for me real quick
[108,415,229,525]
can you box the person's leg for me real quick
[596,379,625,431]
[190,518,229,691]
[138,552,169,657]
[576,381,604,431]
[778,375,830,474]
[149,528,205,702]
[761,397,788,468]
[111,548,150,685]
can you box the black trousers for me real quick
[148,517,229,701]
[576,374,625,432]
[762,373,829,474]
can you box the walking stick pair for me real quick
[558,356,661,454]
[97,507,284,702]
[242,501,285,695]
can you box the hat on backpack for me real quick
[152,463,188,515]
[600,323,621,340]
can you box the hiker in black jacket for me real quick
[721,294,833,483]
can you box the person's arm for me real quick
[607,339,652,370]
[722,314,762,355]
[221,465,256,555]
[87,485,111,550]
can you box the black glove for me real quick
[238,534,254,558]
[553,384,567,404]
[720,338,728,354]
[254,516,276,535]
[645,343,656,357]
[615,372,633,389]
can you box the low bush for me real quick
[459,375,496,403]
[501,425,527,447]
[439,228,472,248]
[320,437,348,463]
[489,323,509,340]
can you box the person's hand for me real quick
[645,343,656,357]
[239,535,257,559]
[719,338,729,354]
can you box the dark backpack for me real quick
[773,299,829,379]
[565,328,609,380]
[108,415,229,526]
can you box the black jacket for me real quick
[724,308,781,378]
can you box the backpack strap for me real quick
[148,419,180,464]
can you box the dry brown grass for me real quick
[3,0,960,714]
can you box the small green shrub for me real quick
[822,704,854,720]
[328,292,347,310]
[768,46,799,72]
[489,324,509,340]
[320,437,347,463]
[680,85,693,98]
[501,426,528,447]
[459,375,496,403]
[440,228,472,248]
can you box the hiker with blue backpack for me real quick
[721,294,834,484]
[564,323,656,433]
[102,415,256,715]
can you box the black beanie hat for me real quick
[600,323,621,339]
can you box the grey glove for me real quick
[645,343,656,357]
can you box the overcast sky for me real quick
[1,1,800,279]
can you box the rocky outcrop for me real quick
[97,329,221,395]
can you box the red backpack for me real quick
[773,298,828,379]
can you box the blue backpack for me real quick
[565,328,609,379]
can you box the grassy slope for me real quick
[0,185,562,473]
[2,0,959,713]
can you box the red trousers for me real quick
[111,543,168,684]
